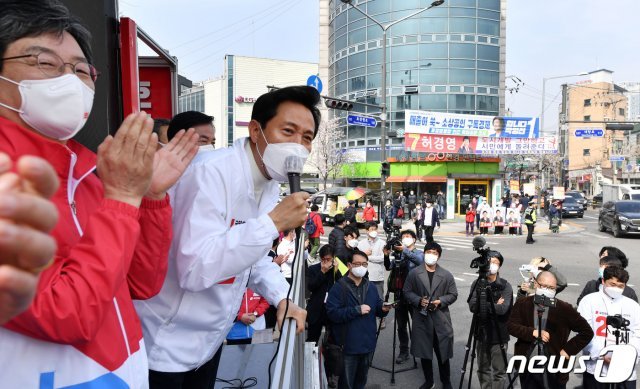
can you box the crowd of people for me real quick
[0,3,638,389]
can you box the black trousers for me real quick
[149,345,223,389]
[396,301,412,354]
[519,372,565,389]
[415,221,423,240]
[526,223,534,243]
[424,226,435,244]
[420,329,451,386]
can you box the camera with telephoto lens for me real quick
[607,314,630,330]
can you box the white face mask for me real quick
[347,239,359,248]
[604,286,624,300]
[255,127,309,182]
[402,237,414,247]
[351,266,367,278]
[424,253,438,266]
[0,74,94,140]
[368,231,378,239]
[490,263,500,275]
[198,144,215,153]
[535,287,556,299]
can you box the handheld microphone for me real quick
[472,236,486,250]
[285,155,303,195]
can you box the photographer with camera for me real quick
[578,266,640,389]
[467,251,513,389]
[508,271,593,389]
[402,241,458,389]
[517,257,567,301]
[383,230,424,364]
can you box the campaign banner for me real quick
[405,134,558,155]
[509,181,520,193]
[405,110,540,138]
[553,186,565,200]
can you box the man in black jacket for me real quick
[467,251,513,389]
[343,200,357,226]
[328,214,347,261]
[306,245,345,343]
[576,255,638,305]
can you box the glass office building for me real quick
[328,0,503,148]
[320,0,506,214]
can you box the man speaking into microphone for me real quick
[135,86,320,389]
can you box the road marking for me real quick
[581,232,609,239]
[463,272,477,277]
[584,215,598,220]
[454,277,465,282]
[568,283,580,286]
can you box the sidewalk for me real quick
[393,216,584,237]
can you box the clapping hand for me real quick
[147,128,199,199]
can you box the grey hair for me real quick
[0,0,93,71]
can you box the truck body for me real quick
[601,184,640,204]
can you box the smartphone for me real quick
[383,301,397,307]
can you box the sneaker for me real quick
[419,382,435,389]
[395,352,410,364]
[380,318,386,330]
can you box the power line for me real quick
[171,0,297,52]
[183,1,303,76]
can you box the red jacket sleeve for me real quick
[127,195,172,299]
[255,297,271,317]
[315,213,324,235]
[4,199,141,343]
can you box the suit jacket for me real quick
[422,207,440,227]
[507,296,594,384]
[403,264,458,359]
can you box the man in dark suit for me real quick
[422,198,441,244]
[403,242,458,389]
[507,271,594,389]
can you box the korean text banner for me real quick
[405,133,558,155]
[405,110,540,138]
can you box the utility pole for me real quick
[560,83,569,189]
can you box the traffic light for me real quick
[324,98,353,111]
[381,161,390,177]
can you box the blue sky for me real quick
[119,0,640,124]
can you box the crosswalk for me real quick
[579,231,610,239]
[318,235,501,252]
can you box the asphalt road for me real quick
[318,208,639,389]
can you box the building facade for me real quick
[320,0,507,215]
[566,69,629,193]
[619,81,640,121]
[178,55,319,147]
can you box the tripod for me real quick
[604,318,631,389]
[506,304,552,389]
[370,259,417,385]
[458,272,512,389]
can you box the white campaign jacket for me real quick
[357,237,386,282]
[577,290,640,379]
[135,138,289,372]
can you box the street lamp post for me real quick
[340,0,445,190]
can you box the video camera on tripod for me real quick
[470,236,492,274]
[384,217,404,249]
[607,314,631,330]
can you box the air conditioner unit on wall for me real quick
[404,85,419,94]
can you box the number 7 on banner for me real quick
[407,134,421,151]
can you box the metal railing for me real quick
[270,231,324,389]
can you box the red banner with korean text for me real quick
[405,134,558,155]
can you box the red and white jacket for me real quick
[236,289,270,322]
[0,117,171,388]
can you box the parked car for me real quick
[598,200,640,238]
[592,192,603,209]
[561,197,584,218]
[565,191,587,210]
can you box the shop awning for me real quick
[386,176,447,183]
